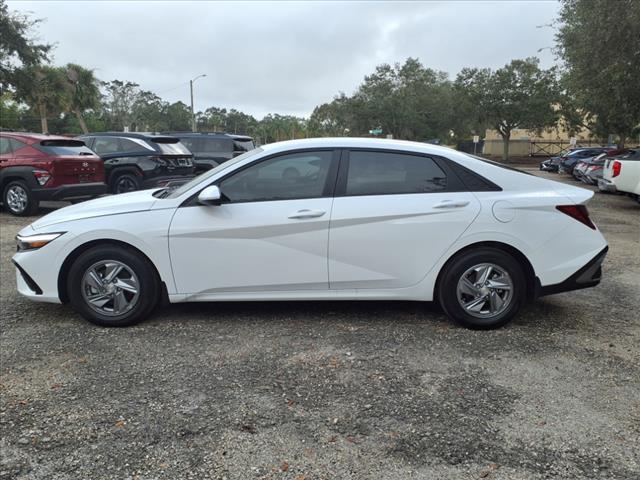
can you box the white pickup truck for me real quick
[598,149,640,203]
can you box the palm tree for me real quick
[14,65,68,133]
[64,64,101,133]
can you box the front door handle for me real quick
[288,209,326,219]
[433,200,470,209]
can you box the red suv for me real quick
[0,132,107,216]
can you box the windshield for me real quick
[164,147,264,199]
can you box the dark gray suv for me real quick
[164,132,255,173]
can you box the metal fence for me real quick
[529,140,608,157]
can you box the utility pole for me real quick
[189,74,206,132]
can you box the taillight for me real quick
[33,169,51,186]
[556,205,596,230]
[612,161,621,177]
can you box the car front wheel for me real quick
[438,248,526,329]
[67,245,160,327]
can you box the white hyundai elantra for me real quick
[13,138,608,329]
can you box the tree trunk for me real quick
[618,134,626,149]
[501,131,511,161]
[39,103,48,134]
[75,109,89,134]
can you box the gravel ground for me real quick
[1,171,638,480]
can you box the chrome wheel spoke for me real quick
[112,290,127,313]
[478,265,493,284]
[488,290,504,313]
[87,293,112,308]
[104,263,123,283]
[85,269,103,290]
[113,277,138,294]
[487,276,511,290]
[464,296,487,312]
[460,277,480,297]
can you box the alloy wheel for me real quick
[6,185,28,214]
[81,260,140,317]
[115,177,137,193]
[456,263,513,318]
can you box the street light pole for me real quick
[189,74,206,132]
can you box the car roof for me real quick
[0,132,77,143]
[79,132,178,140]
[163,131,253,141]
[258,137,460,157]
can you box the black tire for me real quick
[438,247,526,329]
[2,180,39,216]
[67,245,160,327]
[111,172,140,194]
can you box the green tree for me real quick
[64,63,101,133]
[14,65,68,133]
[0,0,51,89]
[101,80,141,131]
[456,58,560,160]
[555,0,640,147]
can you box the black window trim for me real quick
[181,148,342,207]
[334,148,469,198]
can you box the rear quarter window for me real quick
[345,151,448,196]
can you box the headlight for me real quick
[16,232,65,251]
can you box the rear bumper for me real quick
[538,246,608,297]
[597,178,617,192]
[32,182,107,201]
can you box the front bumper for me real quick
[32,182,107,201]
[538,246,608,297]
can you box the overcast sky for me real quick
[8,0,561,118]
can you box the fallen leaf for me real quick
[50,383,62,390]
[115,420,125,428]
[240,424,256,434]
[281,461,289,472]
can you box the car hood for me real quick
[31,190,159,230]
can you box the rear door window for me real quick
[345,151,447,196]
[202,138,233,154]
[93,137,121,155]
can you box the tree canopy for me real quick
[0,0,51,89]
[555,0,640,146]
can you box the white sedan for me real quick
[13,138,608,329]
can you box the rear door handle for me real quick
[288,209,326,219]
[433,200,470,209]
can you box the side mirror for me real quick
[198,185,222,205]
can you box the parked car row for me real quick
[540,146,640,203]
[0,131,255,216]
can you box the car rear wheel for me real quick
[112,173,140,194]
[67,245,160,327]
[3,180,39,216]
[438,248,526,329]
